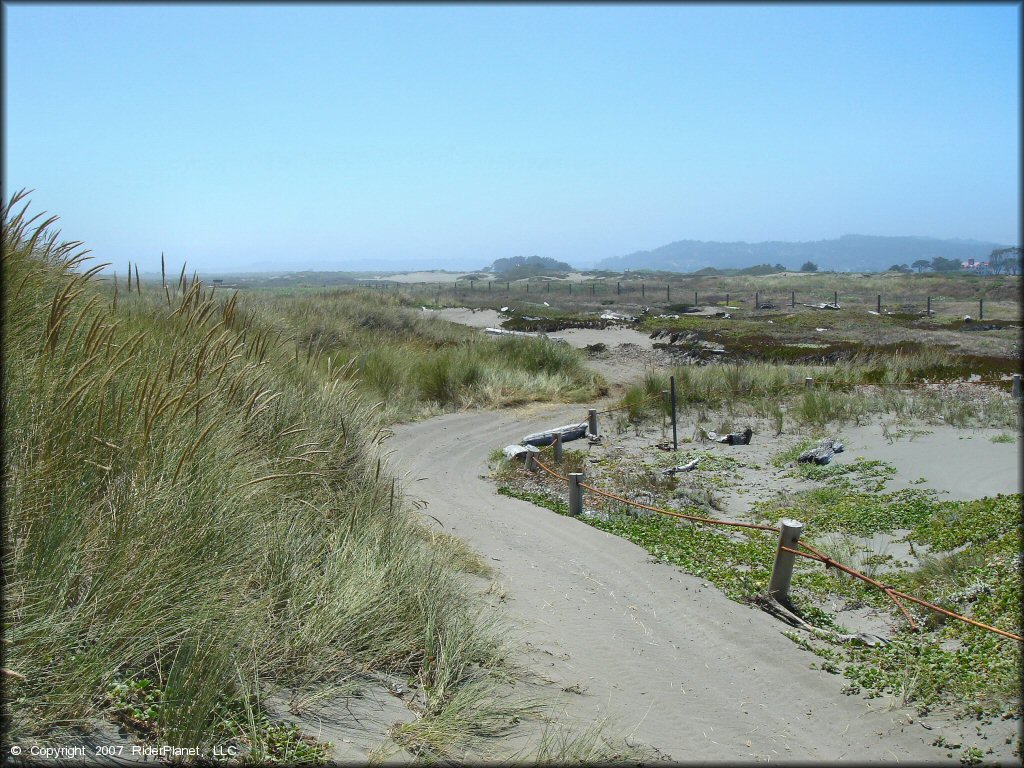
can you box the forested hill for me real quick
[596,235,1007,273]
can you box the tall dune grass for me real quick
[236,289,605,419]
[0,192,520,755]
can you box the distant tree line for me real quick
[887,248,1021,275]
[487,255,573,278]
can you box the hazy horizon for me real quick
[4,4,1020,275]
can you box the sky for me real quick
[3,3,1020,274]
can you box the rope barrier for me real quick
[781,545,1022,643]
[527,450,1022,644]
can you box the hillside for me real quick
[597,234,1007,273]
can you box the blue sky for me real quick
[3,3,1020,273]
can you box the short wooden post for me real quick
[506,281,510,291]
[642,282,645,298]
[489,281,492,292]
[547,281,550,292]
[617,281,621,295]
[877,294,881,314]
[805,377,814,390]
[670,375,678,451]
[568,473,583,517]
[666,283,670,301]
[694,290,698,306]
[979,299,984,320]
[592,283,596,295]
[726,293,729,304]
[791,290,795,308]
[588,408,598,437]
[526,451,537,472]
[526,282,530,293]
[927,295,931,315]
[569,282,572,295]
[1012,374,1021,399]
[768,519,804,603]
[833,291,838,305]
[553,431,563,463]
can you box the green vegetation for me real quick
[492,439,1021,721]
[1,194,559,760]
[238,289,604,420]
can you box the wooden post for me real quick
[791,290,795,308]
[927,295,931,315]
[877,294,881,314]
[805,377,814,390]
[666,283,670,301]
[726,293,729,304]
[489,281,492,292]
[506,281,510,292]
[979,299,984,320]
[1013,374,1021,399]
[670,375,678,451]
[568,473,583,517]
[694,290,698,306]
[553,431,563,463]
[526,451,537,472]
[526,282,529,293]
[592,283,596,295]
[833,290,838,305]
[588,408,598,438]
[617,281,621,295]
[547,281,550,292]
[569,282,572,295]
[768,519,804,603]
[642,282,645,298]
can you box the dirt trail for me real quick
[386,405,965,763]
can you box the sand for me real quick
[384,404,1019,763]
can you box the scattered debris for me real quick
[485,327,542,338]
[806,302,841,310]
[815,328,828,332]
[797,437,845,465]
[600,310,635,321]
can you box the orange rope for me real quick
[528,458,1020,643]
[781,545,1022,643]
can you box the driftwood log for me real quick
[522,422,588,447]
[797,438,845,465]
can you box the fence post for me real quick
[833,291,838,305]
[670,375,678,451]
[489,281,492,292]
[553,431,563,463]
[877,294,881,314]
[1013,374,1021,399]
[588,408,598,438]
[526,451,537,472]
[927,295,931,315]
[694,290,698,306]
[569,282,572,295]
[568,473,583,517]
[667,284,670,301]
[791,290,795,308]
[726,293,729,305]
[979,299,984,320]
[617,281,621,295]
[768,519,804,603]
[642,282,645,298]
[805,377,814,390]
[592,283,596,296]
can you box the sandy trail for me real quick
[386,406,963,763]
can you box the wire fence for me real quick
[526,409,1022,645]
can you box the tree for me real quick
[800,261,818,273]
[912,259,931,273]
[888,263,911,273]
[989,246,1022,275]
[930,256,962,272]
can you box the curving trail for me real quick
[387,404,959,763]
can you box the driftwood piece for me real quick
[797,438,845,465]
[522,422,588,447]
[661,458,700,475]
[503,444,539,461]
[714,427,752,445]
